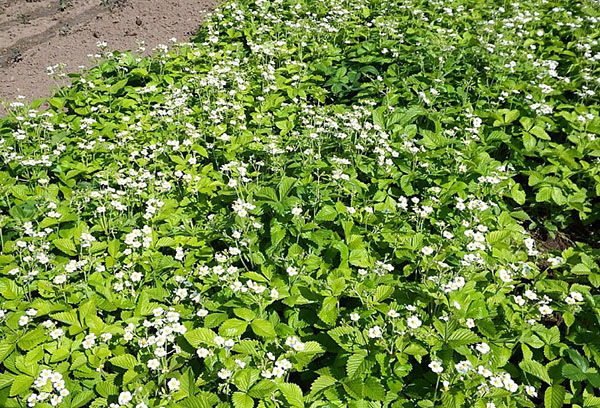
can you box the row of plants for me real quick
[0,0,599,407]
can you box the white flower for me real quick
[525,385,537,397]
[490,376,503,387]
[513,296,526,306]
[286,266,298,276]
[466,318,475,328]
[407,315,422,329]
[524,290,537,300]
[291,207,303,216]
[197,348,210,358]
[118,391,132,405]
[147,359,160,370]
[197,308,208,317]
[350,313,360,322]
[539,305,553,315]
[476,342,490,354]
[498,269,512,283]
[54,274,67,284]
[387,309,399,318]
[50,328,64,339]
[167,378,180,391]
[478,365,492,378]
[368,326,383,338]
[429,360,444,374]
[421,246,434,256]
[217,369,232,379]
[570,291,583,302]
[455,360,472,374]
[285,336,305,351]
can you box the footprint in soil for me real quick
[1,49,23,66]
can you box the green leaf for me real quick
[346,353,367,378]
[234,308,256,321]
[279,383,304,408]
[504,109,520,124]
[519,359,551,384]
[315,206,337,222]
[109,354,137,370]
[52,238,77,256]
[219,319,248,337]
[511,183,526,205]
[232,392,254,408]
[71,390,95,408]
[250,319,277,338]
[561,364,586,381]
[248,380,277,398]
[530,125,551,140]
[234,369,259,392]
[184,328,217,347]
[572,263,590,275]
[544,385,565,408]
[318,296,338,326]
[278,176,297,200]
[9,375,33,397]
[309,375,337,395]
[300,341,325,354]
[155,237,177,248]
[447,329,479,347]
[0,342,15,363]
[109,79,128,94]
[349,248,370,267]
[18,327,46,351]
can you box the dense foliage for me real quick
[1,0,599,407]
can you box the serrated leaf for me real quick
[109,354,137,370]
[184,328,217,347]
[232,392,254,408]
[53,238,77,255]
[318,296,338,325]
[519,359,551,384]
[251,319,277,338]
[349,249,370,267]
[346,353,367,378]
[544,385,565,408]
[9,375,33,397]
[561,364,586,381]
[447,329,479,347]
[219,319,248,337]
[300,341,324,354]
[309,375,337,395]
[315,206,337,222]
[18,327,46,351]
[71,390,95,408]
[248,379,277,398]
[155,237,177,248]
[0,342,15,363]
[279,383,304,408]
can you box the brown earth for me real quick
[0,0,217,107]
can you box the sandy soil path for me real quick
[0,0,216,105]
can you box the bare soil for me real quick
[0,0,217,106]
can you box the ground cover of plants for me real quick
[0,0,600,407]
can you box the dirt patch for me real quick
[0,0,217,106]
